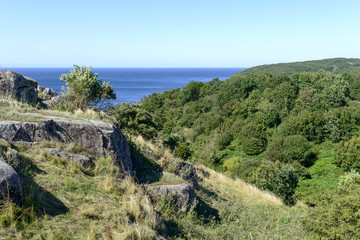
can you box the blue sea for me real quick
[9,68,245,103]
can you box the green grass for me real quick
[0,143,159,239]
[295,141,341,206]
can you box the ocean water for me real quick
[9,68,245,103]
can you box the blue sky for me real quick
[1,0,360,67]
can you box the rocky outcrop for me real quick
[146,183,195,210]
[0,118,132,173]
[0,158,22,204]
[163,158,199,190]
[44,148,93,168]
[38,86,57,100]
[0,71,38,103]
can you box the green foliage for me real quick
[238,58,360,76]
[339,170,360,188]
[335,135,360,171]
[230,158,262,183]
[178,81,204,104]
[60,65,116,109]
[107,103,157,138]
[241,137,266,155]
[295,142,340,205]
[173,143,192,160]
[265,135,316,167]
[255,161,298,205]
[223,156,241,171]
[303,186,360,239]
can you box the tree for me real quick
[60,65,116,109]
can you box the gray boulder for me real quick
[0,118,132,174]
[38,86,57,100]
[163,158,199,190]
[0,71,38,104]
[146,183,195,210]
[0,158,22,204]
[44,148,93,168]
[41,95,66,108]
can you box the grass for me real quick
[0,142,159,239]
[129,134,312,239]
[295,141,341,206]
[0,100,113,123]
[0,132,313,239]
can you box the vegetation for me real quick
[108,64,360,238]
[60,65,116,109]
[237,57,360,76]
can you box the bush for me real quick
[255,161,298,205]
[339,170,360,188]
[241,137,266,155]
[223,156,241,171]
[265,135,316,167]
[107,103,157,139]
[335,135,360,171]
[303,186,360,239]
[174,143,192,160]
[60,65,116,109]
[230,158,262,184]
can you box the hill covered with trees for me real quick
[236,58,360,76]
[108,64,360,238]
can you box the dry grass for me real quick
[197,164,284,206]
[0,100,113,123]
[0,143,159,240]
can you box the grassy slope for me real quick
[0,132,312,239]
[236,58,360,76]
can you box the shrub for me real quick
[241,137,266,155]
[339,170,360,188]
[60,65,116,109]
[223,156,241,171]
[335,135,360,171]
[230,158,262,183]
[265,135,316,167]
[255,161,298,205]
[107,103,157,139]
[303,186,360,239]
[174,143,192,160]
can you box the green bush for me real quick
[230,158,262,184]
[223,156,241,171]
[60,65,116,109]
[335,135,360,171]
[241,137,266,155]
[339,170,360,188]
[265,135,316,167]
[255,161,298,205]
[303,186,360,239]
[107,103,157,139]
[174,143,192,160]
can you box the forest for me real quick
[108,64,360,238]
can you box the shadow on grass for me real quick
[196,186,221,224]
[17,154,68,217]
[129,142,162,184]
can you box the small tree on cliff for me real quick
[60,65,116,109]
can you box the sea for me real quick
[8,68,245,103]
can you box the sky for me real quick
[1,0,360,68]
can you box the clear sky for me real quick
[1,0,360,68]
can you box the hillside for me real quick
[133,66,360,239]
[236,57,360,76]
[0,70,314,239]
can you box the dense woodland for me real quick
[108,61,360,238]
[237,57,360,76]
